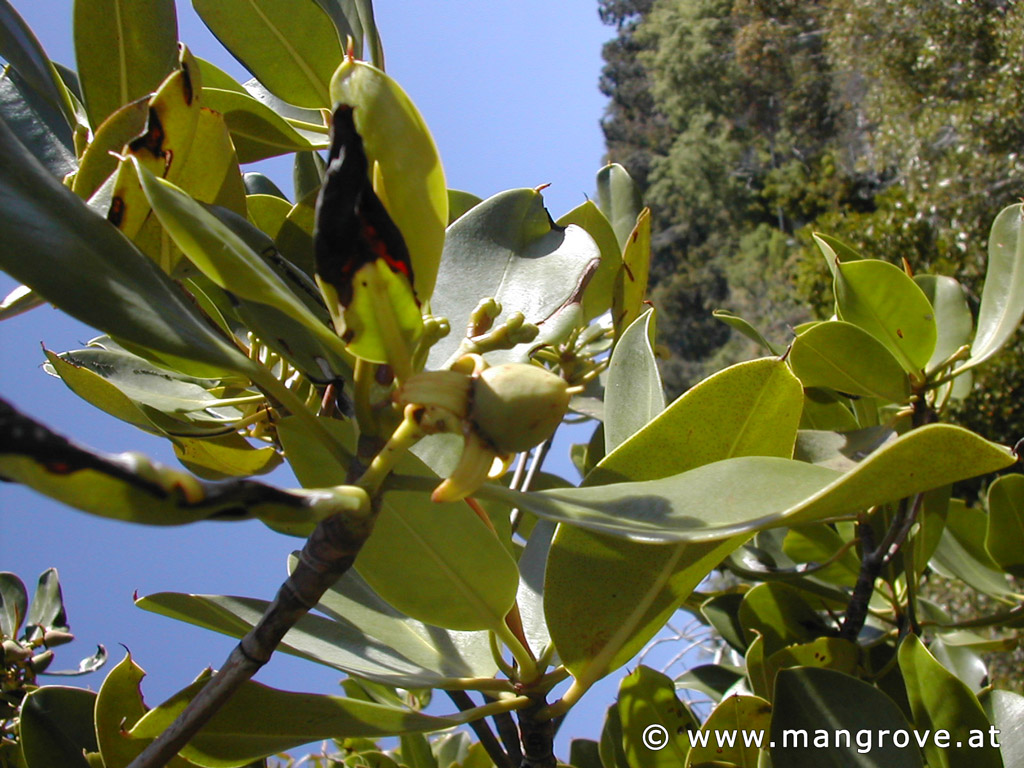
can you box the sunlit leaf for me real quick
[556,199,621,321]
[834,259,936,374]
[687,695,770,768]
[604,308,665,452]
[429,187,600,367]
[193,0,342,109]
[898,634,1002,768]
[969,203,1024,369]
[201,86,328,163]
[543,358,802,688]
[0,571,27,640]
[617,667,699,767]
[737,582,827,656]
[982,690,1024,768]
[0,397,358,533]
[596,162,643,251]
[71,94,149,200]
[788,320,910,402]
[277,416,520,631]
[612,206,651,339]
[73,0,178,127]
[0,114,248,377]
[138,583,495,690]
[132,160,351,366]
[915,274,973,398]
[482,424,1012,542]
[95,652,197,768]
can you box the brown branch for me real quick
[126,507,377,768]
[517,700,557,768]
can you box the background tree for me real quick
[600,0,1024,447]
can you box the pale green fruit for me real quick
[470,364,570,453]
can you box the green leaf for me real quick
[18,686,98,768]
[771,667,923,768]
[357,490,521,632]
[0,66,76,178]
[331,59,447,303]
[569,739,604,768]
[782,523,859,586]
[982,690,1024,768]
[429,187,600,367]
[200,86,328,163]
[915,274,973,398]
[44,346,251,435]
[712,310,785,355]
[95,652,198,768]
[172,434,282,480]
[0,572,27,640]
[0,116,249,377]
[788,320,910,402]
[71,95,149,200]
[193,0,342,109]
[482,424,1013,543]
[898,634,1002,768]
[131,160,351,365]
[799,388,858,431]
[985,474,1024,578]
[969,204,1024,369]
[590,358,802,486]
[674,664,746,702]
[596,162,643,251]
[834,259,937,374]
[932,500,1016,599]
[137,582,495,689]
[701,593,748,653]
[73,0,179,127]
[617,666,699,768]
[762,636,860,689]
[612,207,651,339]
[447,188,482,224]
[130,675,460,768]
[26,567,66,631]
[686,695,770,768]
[813,231,863,279]
[556,199,622,321]
[277,416,520,632]
[600,704,631,768]
[737,582,827,656]
[542,358,803,689]
[604,308,665,452]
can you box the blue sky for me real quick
[0,0,642,756]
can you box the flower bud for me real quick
[43,630,75,648]
[2,639,31,663]
[29,650,54,673]
[470,364,570,453]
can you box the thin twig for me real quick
[840,518,881,642]
[446,691,514,768]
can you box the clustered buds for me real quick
[398,359,571,502]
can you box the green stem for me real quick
[354,411,423,495]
